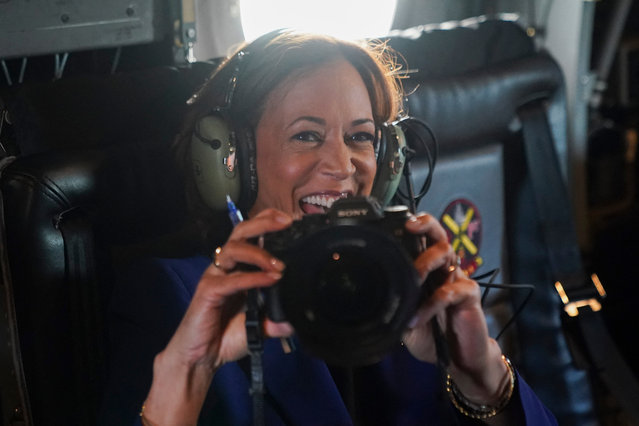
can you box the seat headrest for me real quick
[404,53,564,153]
[3,146,186,247]
[387,17,535,79]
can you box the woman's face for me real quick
[249,58,377,219]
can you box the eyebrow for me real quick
[352,118,375,127]
[287,116,375,128]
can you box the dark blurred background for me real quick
[588,0,639,380]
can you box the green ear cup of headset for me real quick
[371,122,407,207]
[190,115,242,210]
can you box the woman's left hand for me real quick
[401,213,510,406]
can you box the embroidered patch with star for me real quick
[440,198,483,276]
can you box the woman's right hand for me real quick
[141,208,293,425]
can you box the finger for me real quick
[413,239,455,282]
[263,319,294,338]
[228,208,293,242]
[405,213,448,244]
[408,277,480,329]
[198,268,283,301]
[405,213,458,281]
[213,240,286,273]
[429,277,481,314]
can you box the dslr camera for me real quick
[262,196,427,366]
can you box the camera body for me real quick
[262,196,425,366]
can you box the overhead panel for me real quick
[0,0,168,58]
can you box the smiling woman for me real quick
[99,29,558,426]
[239,0,399,41]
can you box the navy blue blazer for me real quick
[100,256,557,425]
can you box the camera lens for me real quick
[277,224,419,366]
[315,249,388,325]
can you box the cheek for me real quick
[358,151,379,190]
[279,160,310,181]
[256,150,314,206]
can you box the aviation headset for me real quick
[189,30,409,214]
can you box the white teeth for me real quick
[301,194,341,208]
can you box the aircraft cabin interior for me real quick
[1,0,639,425]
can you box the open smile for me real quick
[299,192,351,214]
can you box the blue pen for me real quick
[226,194,244,227]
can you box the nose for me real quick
[319,136,356,179]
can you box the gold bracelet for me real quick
[139,402,147,424]
[446,355,516,419]
[139,402,156,426]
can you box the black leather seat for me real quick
[0,64,215,425]
[0,19,600,425]
[386,19,598,425]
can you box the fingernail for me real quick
[408,315,419,328]
[270,257,285,271]
[267,271,282,280]
[276,213,292,224]
[405,216,420,228]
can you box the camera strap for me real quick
[401,149,461,424]
[246,288,266,426]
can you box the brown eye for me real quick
[346,132,375,144]
[293,131,322,142]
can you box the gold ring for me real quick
[214,246,223,268]
[447,255,461,273]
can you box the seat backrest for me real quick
[0,64,216,425]
[386,18,596,426]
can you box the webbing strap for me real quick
[519,103,586,292]
[0,156,31,426]
[519,101,639,421]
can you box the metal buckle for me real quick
[555,274,606,317]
